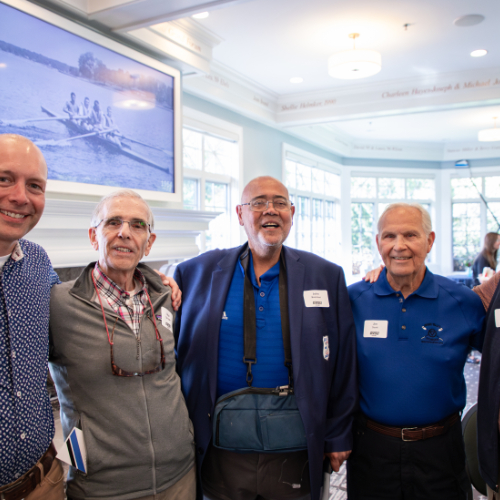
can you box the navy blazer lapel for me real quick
[207,246,243,408]
[283,246,305,384]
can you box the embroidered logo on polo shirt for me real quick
[421,323,443,344]
[222,311,228,320]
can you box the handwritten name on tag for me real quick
[363,320,388,338]
[161,307,173,332]
[303,290,330,308]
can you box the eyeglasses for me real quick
[240,198,294,212]
[94,217,150,234]
[91,272,164,377]
[109,315,165,377]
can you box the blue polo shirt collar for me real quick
[374,267,438,299]
[238,250,280,288]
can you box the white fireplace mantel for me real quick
[27,198,219,268]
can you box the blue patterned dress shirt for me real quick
[0,239,59,485]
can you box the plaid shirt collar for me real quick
[92,263,149,335]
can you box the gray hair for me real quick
[377,202,432,236]
[91,189,154,229]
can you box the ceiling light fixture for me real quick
[478,117,500,142]
[470,49,487,57]
[328,33,381,80]
[453,14,485,27]
[192,12,209,19]
[290,77,303,84]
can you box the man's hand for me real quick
[324,451,351,472]
[363,264,385,283]
[155,270,182,311]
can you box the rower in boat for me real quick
[63,92,79,121]
[103,106,121,146]
[89,100,104,131]
[78,97,92,130]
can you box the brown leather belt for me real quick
[365,412,460,442]
[0,442,57,500]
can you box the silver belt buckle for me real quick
[401,427,418,441]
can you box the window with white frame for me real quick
[283,147,341,263]
[451,175,500,271]
[350,176,435,275]
[182,111,241,252]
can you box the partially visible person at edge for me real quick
[0,134,181,500]
[49,189,194,500]
[348,202,485,499]
[472,232,500,285]
[174,176,357,500]
[0,133,64,500]
[468,267,500,499]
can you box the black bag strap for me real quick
[239,245,293,390]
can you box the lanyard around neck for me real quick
[239,245,293,390]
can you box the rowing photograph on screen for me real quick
[0,2,175,194]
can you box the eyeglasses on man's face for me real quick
[94,217,151,234]
[240,197,294,212]
[109,316,165,377]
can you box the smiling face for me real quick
[89,196,156,287]
[376,206,435,290]
[236,176,295,257]
[0,135,47,255]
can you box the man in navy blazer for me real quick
[174,176,357,500]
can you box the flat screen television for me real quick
[0,0,182,202]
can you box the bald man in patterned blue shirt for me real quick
[0,134,65,500]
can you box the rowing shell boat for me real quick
[41,106,169,173]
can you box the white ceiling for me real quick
[197,0,500,95]
[31,0,500,157]
[190,0,500,150]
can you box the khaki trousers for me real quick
[134,467,196,500]
[488,484,500,499]
[25,458,65,500]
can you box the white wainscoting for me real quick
[27,198,219,268]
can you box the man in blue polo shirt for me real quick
[174,176,357,500]
[347,202,485,500]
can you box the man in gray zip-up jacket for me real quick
[49,189,195,500]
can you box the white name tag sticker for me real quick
[303,290,330,308]
[161,307,173,332]
[495,309,500,328]
[363,320,388,338]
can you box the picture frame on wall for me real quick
[0,0,182,202]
